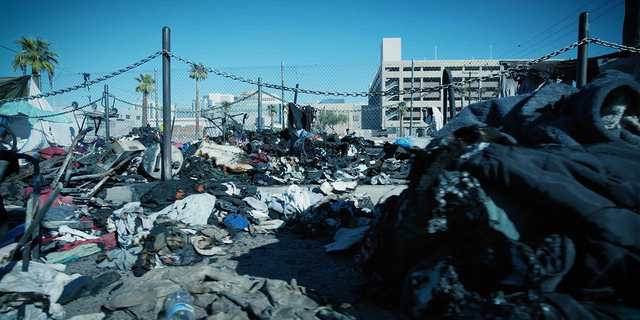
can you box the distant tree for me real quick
[221,101,232,117]
[220,101,233,136]
[493,86,500,97]
[456,87,468,107]
[317,110,348,133]
[478,87,487,101]
[189,64,208,139]
[12,36,59,90]
[135,73,156,127]
[397,102,408,137]
[267,104,278,130]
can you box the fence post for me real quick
[577,12,589,88]
[294,84,299,104]
[104,84,110,141]
[258,77,263,129]
[442,69,456,125]
[162,27,172,181]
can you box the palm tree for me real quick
[456,87,468,107]
[135,74,155,127]
[397,102,408,137]
[189,64,208,139]
[477,87,487,101]
[220,101,233,136]
[12,36,59,90]
[493,86,500,98]
[221,101,233,118]
[267,104,278,130]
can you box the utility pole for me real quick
[257,77,263,129]
[466,65,478,107]
[410,59,414,136]
[468,71,472,106]
[281,63,285,129]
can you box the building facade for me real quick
[365,38,528,137]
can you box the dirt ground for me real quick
[61,225,368,319]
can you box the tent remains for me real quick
[0,79,79,153]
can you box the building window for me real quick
[423,77,440,82]
[385,67,399,72]
[465,66,480,71]
[126,115,131,120]
[403,67,412,71]
[453,77,463,82]
[136,116,141,120]
[423,97,441,101]
[385,78,399,85]
[422,66,441,71]
[413,67,421,71]
[483,66,501,71]
[447,66,463,71]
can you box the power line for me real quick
[0,44,20,53]
[497,0,598,59]
[511,0,624,59]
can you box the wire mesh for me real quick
[13,37,637,144]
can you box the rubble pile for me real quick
[1,69,637,319]
[0,112,415,319]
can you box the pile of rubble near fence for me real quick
[0,125,423,319]
[3,70,638,320]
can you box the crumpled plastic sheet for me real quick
[0,261,81,320]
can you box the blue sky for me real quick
[0,0,628,104]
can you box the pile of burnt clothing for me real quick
[290,192,376,238]
[288,131,411,185]
[100,181,358,277]
[125,125,163,147]
[355,70,640,319]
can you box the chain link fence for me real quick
[1,38,637,143]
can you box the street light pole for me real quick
[410,59,414,136]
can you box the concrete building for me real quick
[365,38,528,137]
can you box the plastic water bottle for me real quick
[164,290,196,320]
